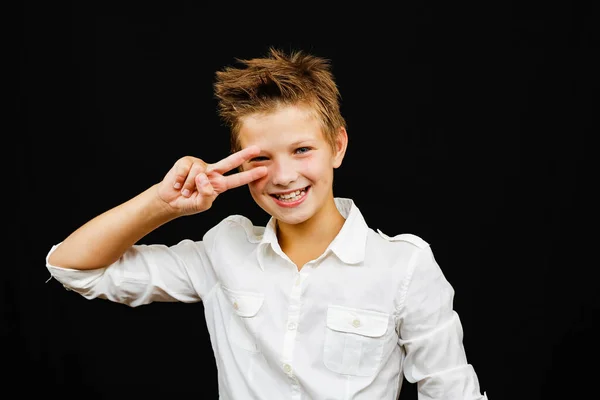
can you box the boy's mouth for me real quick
[270,186,310,202]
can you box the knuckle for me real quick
[175,157,192,172]
[192,161,207,171]
[178,156,194,165]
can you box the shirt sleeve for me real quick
[397,245,488,400]
[45,221,223,307]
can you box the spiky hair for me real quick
[214,47,346,152]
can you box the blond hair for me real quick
[214,47,346,153]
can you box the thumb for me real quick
[196,173,215,196]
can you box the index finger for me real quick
[207,145,261,174]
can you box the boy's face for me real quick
[238,105,347,226]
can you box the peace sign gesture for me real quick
[157,146,267,216]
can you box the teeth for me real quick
[275,188,306,202]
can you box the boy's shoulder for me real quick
[374,228,429,249]
[212,214,266,244]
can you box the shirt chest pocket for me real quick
[221,286,264,353]
[323,304,390,376]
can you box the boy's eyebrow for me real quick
[289,139,315,147]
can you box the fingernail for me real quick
[173,182,182,189]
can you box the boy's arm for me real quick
[397,245,489,400]
[48,148,267,271]
[45,149,267,306]
[48,184,175,270]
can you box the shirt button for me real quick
[294,276,301,286]
[233,302,239,310]
[352,319,361,328]
[288,322,297,330]
[283,364,292,374]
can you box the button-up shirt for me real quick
[45,198,488,399]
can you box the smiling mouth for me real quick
[270,186,310,202]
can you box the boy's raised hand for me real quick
[157,145,267,216]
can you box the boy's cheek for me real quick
[248,176,268,193]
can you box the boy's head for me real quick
[214,47,346,154]
[213,48,348,227]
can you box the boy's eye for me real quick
[295,147,310,154]
[250,156,268,162]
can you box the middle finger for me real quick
[218,166,268,192]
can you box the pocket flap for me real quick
[221,286,264,317]
[326,305,389,337]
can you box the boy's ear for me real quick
[332,127,348,169]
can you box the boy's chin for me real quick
[277,214,310,225]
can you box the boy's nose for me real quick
[270,160,298,187]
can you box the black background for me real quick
[13,2,596,399]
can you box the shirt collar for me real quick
[258,197,368,266]
[328,198,368,265]
[260,217,279,247]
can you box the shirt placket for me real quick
[281,269,309,399]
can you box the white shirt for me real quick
[46,198,488,400]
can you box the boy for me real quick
[46,48,488,399]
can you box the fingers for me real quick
[221,166,268,191]
[195,173,215,196]
[170,157,208,197]
[181,162,207,197]
[207,145,261,174]
[167,149,265,199]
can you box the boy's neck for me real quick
[276,197,346,268]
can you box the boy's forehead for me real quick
[238,106,323,147]
[241,105,315,127]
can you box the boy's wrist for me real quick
[143,184,182,223]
